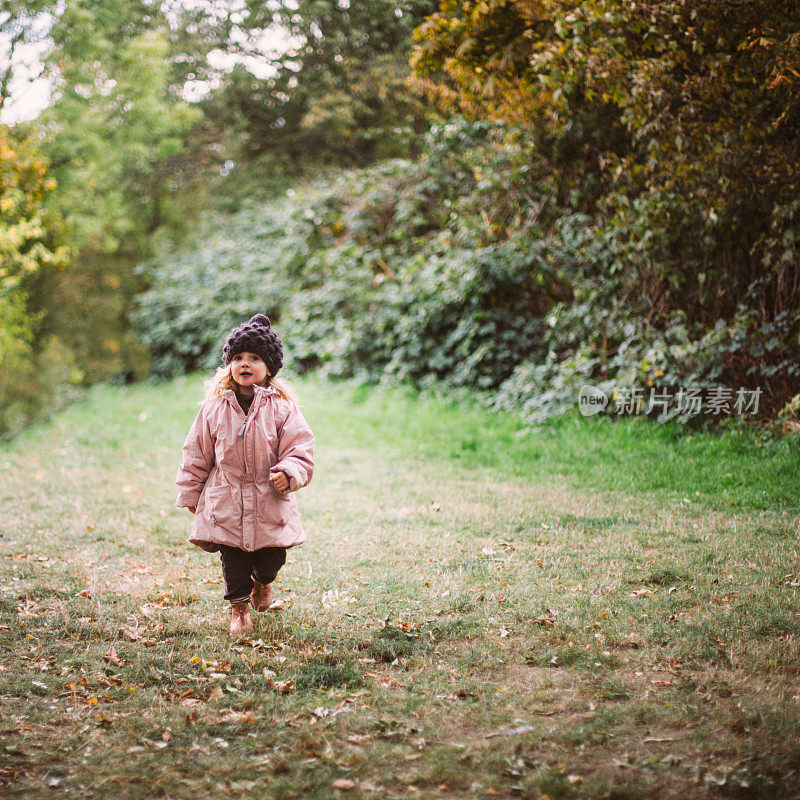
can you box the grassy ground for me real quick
[1,373,799,799]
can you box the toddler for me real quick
[176,314,314,635]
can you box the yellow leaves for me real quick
[0,126,67,291]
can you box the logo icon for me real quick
[578,385,608,417]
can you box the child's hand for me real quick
[188,506,196,514]
[269,469,290,493]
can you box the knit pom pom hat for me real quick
[223,314,283,377]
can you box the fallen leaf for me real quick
[103,647,125,667]
[220,710,257,724]
[331,778,356,790]
[486,724,534,738]
[207,686,224,703]
[79,589,92,599]
[119,625,155,646]
[268,678,295,694]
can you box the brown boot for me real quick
[229,601,253,635]
[251,580,273,612]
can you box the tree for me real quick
[31,0,208,382]
[0,1,58,118]
[411,0,800,411]
[208,0,441,166]
[412,0,800,310]
[0,123,72,434]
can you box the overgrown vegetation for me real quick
[0,0,440,435]
[1,373,799,798]
[2,0,799,433]
[134,110,800,426]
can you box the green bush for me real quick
[132,117,799,424]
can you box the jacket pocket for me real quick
[203,483,240,530]
[257,484,290,527]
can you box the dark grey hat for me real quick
[223,314,283,376]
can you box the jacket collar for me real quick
[221,383,276,414]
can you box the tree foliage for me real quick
[0,123,74,436]
[410,0,800,413]
[32,0,212,383]
[42,3,203,253]
[0,0,57,117]
[207,0,441,166]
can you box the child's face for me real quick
[230,352,268,392]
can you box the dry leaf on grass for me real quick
[207,686,224,703]
[119,625,155,647]
[486,724,534,738]
[220,710,257,724]
[103,647,125,667]
[331,778,356,790]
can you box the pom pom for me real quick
[249,314,271,327]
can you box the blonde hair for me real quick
[202,363,298,405]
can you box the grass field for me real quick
[1,373,799,799]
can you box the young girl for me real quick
[176,314,315,635]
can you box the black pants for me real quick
[219,545,287,605]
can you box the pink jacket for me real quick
[176,384,315,552]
